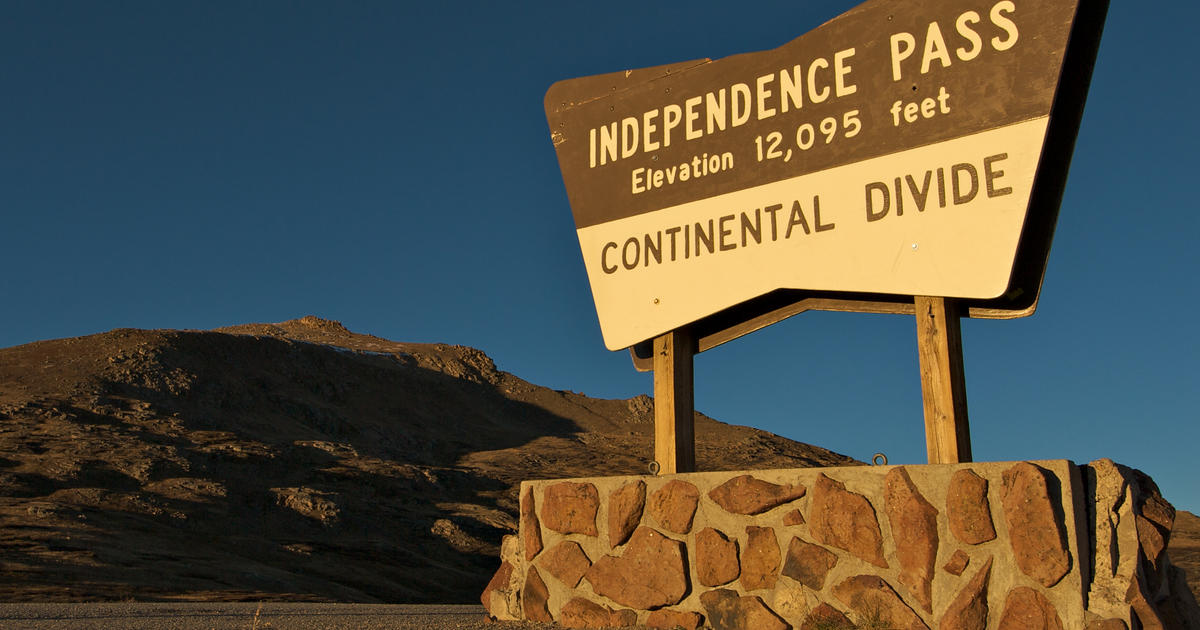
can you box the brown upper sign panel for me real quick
[546,0,1106,350]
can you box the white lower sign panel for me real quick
[578,117,1049,350]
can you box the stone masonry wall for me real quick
[482,459,1200,629]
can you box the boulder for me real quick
[810,474,888,568]
[543,481,600,536]
[696,527,740,587]
[781,536,838,590]
[708,474,806,515]
[608,480,646,548]
[559,598,637,628]
[997,586,1063,630]
[645,609,704,630]
[832,575,929,630]
[584,527,688,609]
[938,556,992,630]
[700,588,789,630]
[522,566,552,623]
[740,526,781,591]
[946,469,996,545]
[648,479,699,535]
[1001,463,1070,588]
[521,485,543,561]
[884,467,939,612]
[541,540,591,588]
[942,550,970,577]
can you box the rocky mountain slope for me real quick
[0,317,859,603]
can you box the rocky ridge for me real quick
[0,316,857,603]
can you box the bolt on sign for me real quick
[546,0,1107,351]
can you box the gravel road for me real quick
[0,603,561,630]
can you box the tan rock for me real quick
[885,466,939,612]
[943,550,970,576]
[559,598,636,628]
[801,603,854,629]
[481,535,523,620]
[695,527,740,587]
[810,473,888,568]
[700,588,789,630]
[783,509,806,526]
[480,560,516,620]
[781,536,838,590]
[584,526,688,609]
[543,481,600,536]
[771,579,815,623]
[997,586,1063,630]
[740,525,780,591]
[521,485,543,561]
[708,474,807,515]
[947,469,996,545]
[608,480,645,548]
[1001,463,1070,587]
[938,556,992,630]
[648,479,699,535]
[832,575,929,630]
[541,540,591,588]
[522,566,552,623]
[645,609,704,630]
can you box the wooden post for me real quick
[915,296,972,464]
[653,328,695,474]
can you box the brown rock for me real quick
[648,479,699,535]
[885,466,939,612]
[832,575,929,630]
[541,540,592,588]
[1001,463,1071,588]
[810,474,888,568]
[695,527,740,587]
[947,469,996,545]
[939,556,992,630]
[708,474,806,515]
[740,526,781,591]
[783,509,806,526]
[560,598,636,628]
[521,485,543,561]
[1084,620,1128,630]
[997,586,1063,630]
[646,609,704,630]
[1136,512,1168,569]
[1125,570,1165,630]
[543,481,600,536]
[522,566,552,623]
[943,550,970,576]
[480,560,515,620]
[584,526,688,609]
[700,588,789,630]
[608,480,646,548]
[781,536,838,590]
[801,603,854,629]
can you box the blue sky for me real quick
[2,1,1196,512]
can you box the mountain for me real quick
[0,316,857,602]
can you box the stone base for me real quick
[482,459,1199,629]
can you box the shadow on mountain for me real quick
[0,317,859,602]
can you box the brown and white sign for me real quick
[546,0,1105,350]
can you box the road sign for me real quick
[546,0,1107,352]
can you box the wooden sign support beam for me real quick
[915,296,972,464]
[653,328,696,474]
